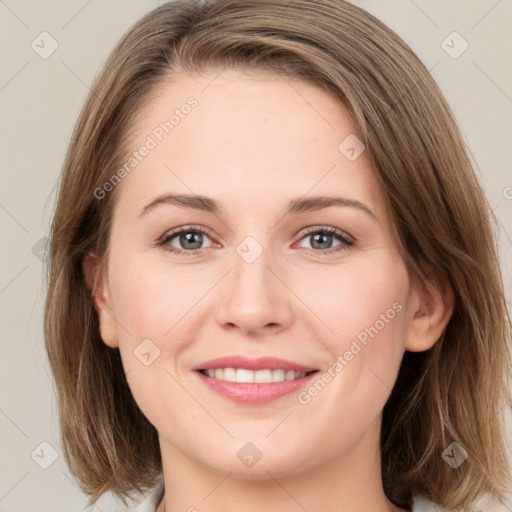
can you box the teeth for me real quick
[203,368,307,383]
[224,367,236,381]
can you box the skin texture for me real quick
[83,70,454,512]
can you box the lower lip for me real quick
[195,371,318,404]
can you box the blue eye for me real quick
[157,225,354,256]
[158,225,214,255]
[295,226,354,255]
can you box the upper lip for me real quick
[194,356,318,373]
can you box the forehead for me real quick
[115,70,383,216]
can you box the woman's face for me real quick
[91,69,424,478]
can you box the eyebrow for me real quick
[138,193,377,220]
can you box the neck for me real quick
[155,415,406,512]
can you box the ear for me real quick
[82,251,119,348]
[404,273,455,352]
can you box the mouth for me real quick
[193,356,320,404]
[197,368,318,383]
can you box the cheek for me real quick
[289,260,409,449]
[293,255,409,347]
[292,255,410,408]
[109,251,202,340]
[105,250,196,391]
[107,255,202,426]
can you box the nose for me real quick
[215,241,294,336]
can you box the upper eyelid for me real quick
[300,225,353,241]
[160,225,217,248]
[161,224,354,247]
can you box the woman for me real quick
[44,1,511,511]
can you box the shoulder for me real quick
[124,483,165,512]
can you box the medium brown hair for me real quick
[44,0,512,508]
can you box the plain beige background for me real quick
[0,1,511,511]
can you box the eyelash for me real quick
[157,224,354,257]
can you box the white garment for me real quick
[127,483,164,511]
[412,496,449,511]
[127,483,448,511]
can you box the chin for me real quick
[203,442,310,479]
